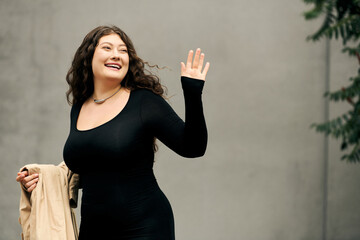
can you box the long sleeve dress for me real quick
[63,76,207,240]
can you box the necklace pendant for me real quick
[92,86,122,104]
[93,99,106,104]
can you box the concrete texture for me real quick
[1,0,359,239]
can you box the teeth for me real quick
[105,64,121,69]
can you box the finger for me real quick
[23,173,39,183]
[192,48,201,69]
[202,62,210,78]
[17,171,28,176]
[198,53,205,72]
[24,177,39,189]
[180,62,186,72]
[180,62,187,76]
[16,171,28,182]
[27,183,37,193]
[16,175,24,182]
[186,50,194,68]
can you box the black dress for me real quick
[63,77,207,240]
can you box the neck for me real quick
[92,79,122,100]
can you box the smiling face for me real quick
[91,33,130,84]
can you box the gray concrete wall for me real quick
[1,0,359,239]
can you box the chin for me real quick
[107,74,126,82]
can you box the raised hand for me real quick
[181,48,210,81]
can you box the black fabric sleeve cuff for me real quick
[181,76,205,94]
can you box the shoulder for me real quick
[69,100,84,117]
[131,88,172,115]
[131,88,165,102]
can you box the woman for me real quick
[16,25,209,239]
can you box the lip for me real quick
[105,62,122,70]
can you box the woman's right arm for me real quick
[16,171,39,193]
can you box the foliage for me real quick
[303,0,360,162]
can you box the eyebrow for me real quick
[99,42,127,47]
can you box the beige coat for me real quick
[19,162,80,240]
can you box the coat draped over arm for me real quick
[18,162,80,240]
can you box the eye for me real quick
[102,46,111,50]
[120,49,128,53]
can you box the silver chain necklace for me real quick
[92,86,122,104]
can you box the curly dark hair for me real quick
[66,25,165,105]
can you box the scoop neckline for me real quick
[75,90,133,132]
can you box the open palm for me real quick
[181,48,210,81]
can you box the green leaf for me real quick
[340,24,345,39]
[341,154,348,160]
[341,141,348,150]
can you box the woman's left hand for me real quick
[181,48,210,81]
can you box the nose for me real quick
[111,49,121,60]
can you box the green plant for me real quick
[303,0,360,162]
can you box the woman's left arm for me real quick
[141,49,210,158]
